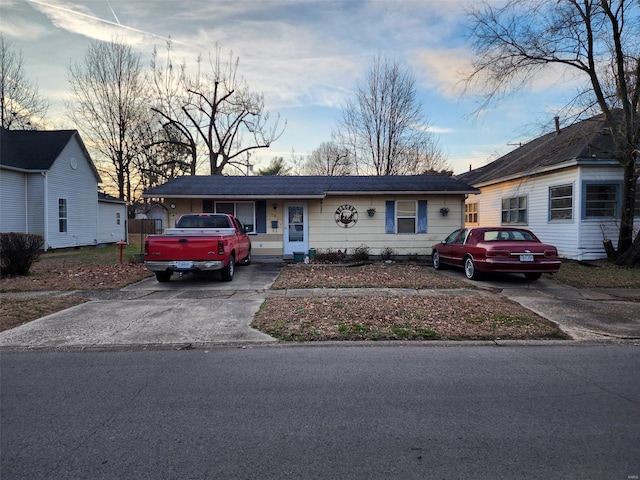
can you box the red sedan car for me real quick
[432,227,561,281]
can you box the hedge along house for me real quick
[142,175,479,259]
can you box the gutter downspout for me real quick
[43,172,48,252]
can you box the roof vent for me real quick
[554,116,560,135]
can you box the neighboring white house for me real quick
[97,192,128,244]
[142,175,479,259]
[0,127,126,250]
[457,113,639,260]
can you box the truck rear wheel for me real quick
[155,271,172,283]
[221,254,235,281]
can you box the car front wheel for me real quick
[433,251,445,270]
[464,256,480,280]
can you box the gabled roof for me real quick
[98,191,127,204]
[0,127,101,181]
[457,112,621,186]
[142,175,478,199]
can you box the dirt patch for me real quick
[272,262,469,289]
[253,296,565,341]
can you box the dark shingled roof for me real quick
[142,175,478,199]
[457,112,621,186]
[0,127,101,181]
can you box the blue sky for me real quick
[1,0,577,174]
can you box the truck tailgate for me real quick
[146,236,223,261]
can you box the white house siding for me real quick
[26,173,45,237]
[576,166,632,260]
[98,201,127,244]
[466,165,635,260]
[0,169,27,232]
[45,138,99,249]
[308,195,466,257]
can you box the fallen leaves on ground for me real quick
[252,294,566,341]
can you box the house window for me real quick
[116,212,121,225]
[396,201,417,233]
[465,202,478,224]
[501,196,527,224]
[385,200,427,234]
[549,185,573,220]
[584,183,618,218]
[214,201,255,233]
[58,198,67,233]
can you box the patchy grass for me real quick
[0,243,152,330]
[252,295,567,341]
[545,259,640,289]
[272,263,469,289]
[1,295,88,332]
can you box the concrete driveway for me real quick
[0,262,282,350]
[437,270,640,341]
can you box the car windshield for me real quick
[483,230,536,241]
[178,215,231,228]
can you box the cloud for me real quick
[411,48,476,99]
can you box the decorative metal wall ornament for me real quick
[335,204,358,228]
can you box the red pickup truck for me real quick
[144,213,251,282]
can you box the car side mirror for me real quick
[441,240,447,244]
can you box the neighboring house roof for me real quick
[142,175,479,199]
[457,112,621,187]
[98,192,127,204]
[0,127,101,182]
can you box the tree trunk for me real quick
[614,232,640,266]
[616,158,636,255]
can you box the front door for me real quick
[283,203,308,256]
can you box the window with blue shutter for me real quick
[256,200,267,233]
[385,201,395,233]
[418,200,427,233]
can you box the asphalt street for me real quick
[1,345,638,479]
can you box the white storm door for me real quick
[283,203,308,256]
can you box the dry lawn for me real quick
[1,244,152,332]
[253,263,567,341]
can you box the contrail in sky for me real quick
[26,0,181,44]
[106,0,120,25]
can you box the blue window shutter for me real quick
[385,201,395,234]
[418,200,427,233]
[256,201,267,233]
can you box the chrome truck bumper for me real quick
[144,260,225,272]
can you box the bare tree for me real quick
[151,43,285,176]
[150,41,201,176]
[67,39,151,201]
[0,34,48,129]
[338,55,444,176]
[305,140,352,176]
[465,0,640,264]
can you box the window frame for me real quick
[549,184,573,221]
[213,201,256,233]
[501,195,528,225]
[582,182,620,219]
[465,202,479,225]
[396,200,417,234]
[58,198,68,233]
